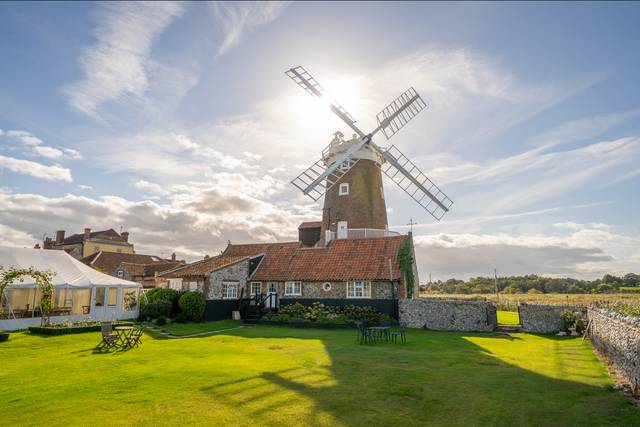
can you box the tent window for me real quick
[121,288,138,311]
[95,288,105,307]
[107,288,118,306]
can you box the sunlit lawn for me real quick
[497,310,520,325]
[157,319,241,336]
[1,326,637,426]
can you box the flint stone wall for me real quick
[399,299,496,331]
[588,308,640,388]
[518,303,585,334]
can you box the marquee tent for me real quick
[0,246,141,331]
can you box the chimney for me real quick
[204,254,210,260]
[84,228,91,240]
[121,231,129,242]
[55,230,65,244]
[171,252,176,261]
[34,243,41,249]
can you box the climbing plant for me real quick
[398,238,415,299]
[0,266,55,326]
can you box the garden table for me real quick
[367,326,390,342]
[114,326,134,348]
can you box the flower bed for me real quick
[263,302,393,325]
[28,321,134,336]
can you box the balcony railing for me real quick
[326,228,400,242]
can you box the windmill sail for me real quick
[375,87,427,140]
[285,66,365,137]
[381,145,453,221]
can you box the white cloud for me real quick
[0,155,72,182]
[62,148,83,160]
[210,1,291,55]
[7,130,43,146]
[32,145,63,160]
[78,185,93,190]
[62,2,186,117]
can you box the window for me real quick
[107,288,118,306]
[251,282,262,296]
[347,281,371,298]
[222,282,238,299]
[285,281,302,296]
[94,288,105,307]
[339,160,350,171]
[121,288,138,311]
[339,183,349,196]
[188,281,198,292]
[267,282,277,293]
[116,270,124,278]
[322,282,332,291]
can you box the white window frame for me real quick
[222,282,238,299]
[251,281,262,296]
[284,281,302,296]
[339,183,349,196]
[116,270,124,278]
[267,282,278,293]
[347,281,371,298]
[322,282,332,291]
[339,160,349,171]
[168,278,182,290]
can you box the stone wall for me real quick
[206,260,250,300]
[251,280,397,299]
[399,299,496,331]
[588,308,640,388]
[518,303,584,334]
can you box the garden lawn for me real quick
[497,310,520,325]
[1,326,637,426]
[158,319,241,336]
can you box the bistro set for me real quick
[355,322,406,344]
[96,322,143,351]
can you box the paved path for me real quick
[144,324,250,339]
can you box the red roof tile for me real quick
[81,251,167,274]
[224,235,407,281]
[159,255,250,278]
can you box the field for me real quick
[1,325,638,426]
[420,292,640,310]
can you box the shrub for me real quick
[140,300,172,320]
[0,332,9,342]
[155,316,168,326]
[178,291,206,322]
[142,288,180,317]
[270,302,391,324]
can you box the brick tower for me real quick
[321,133,388,237]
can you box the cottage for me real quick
[43,228,135,259]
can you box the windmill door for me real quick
[337,221,348,239]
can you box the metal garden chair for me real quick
[96,322,119,350]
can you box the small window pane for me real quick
[107,288,118,306]
[95,288,105,307]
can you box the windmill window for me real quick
[339,183,349,196]
[339,160,350,171]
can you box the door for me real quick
[337,221,348,239]
[266,282,278,309]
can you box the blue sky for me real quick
[1,1,639,280]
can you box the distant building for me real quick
[43,228,134,260]
[82,251,184,288]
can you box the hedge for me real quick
[0,332,9,342]
[28,321,134,336]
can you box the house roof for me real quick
[298,221,322,229]
[61,228,127,245]
[158,255,250,278]
[81,251,167,274]
[223,235,408,281]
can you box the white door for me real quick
[266,282,278,309]
[337,221,348,239]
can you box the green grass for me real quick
[1,326,637,426]
[159,319,240,336]
[497,310,520,325]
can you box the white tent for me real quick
[0,246,141,331]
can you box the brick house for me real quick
[81,251,184,288]
[43,228,134,260]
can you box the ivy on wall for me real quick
[398,238,415,299]
[0,266,55,326]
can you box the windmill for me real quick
[286,65,453,239]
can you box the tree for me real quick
[0,266,54,326]
[623,273,640,287]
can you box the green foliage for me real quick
[155,316,168,326]
[0,266,55,327]
[140,300,172,321]
[0,332,8,342]
[28,321,133,336]
[398,238,415,298]
[561,310,586,334]
[266,302,391,324]
[178,291,205,322]
[141,288,180,318]
[593,300,640,317]
[623,273,640,286]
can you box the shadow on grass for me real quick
[191,326,638,426]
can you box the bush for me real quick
[140,300,172,321]
[155,316,168,326]
[178,291,206,322]
[142,288,180,317]
[0,332,9,342]
[267,302,391,324]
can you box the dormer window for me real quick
[339,183,349,196]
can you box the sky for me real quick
[1,1,639,281]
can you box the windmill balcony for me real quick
[326,228,400,241]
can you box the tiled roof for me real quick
[159,255,250,278]
[298,221,322,229]
[62,228,125,245]
[81,251,166,274]
[223,235,407,281]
